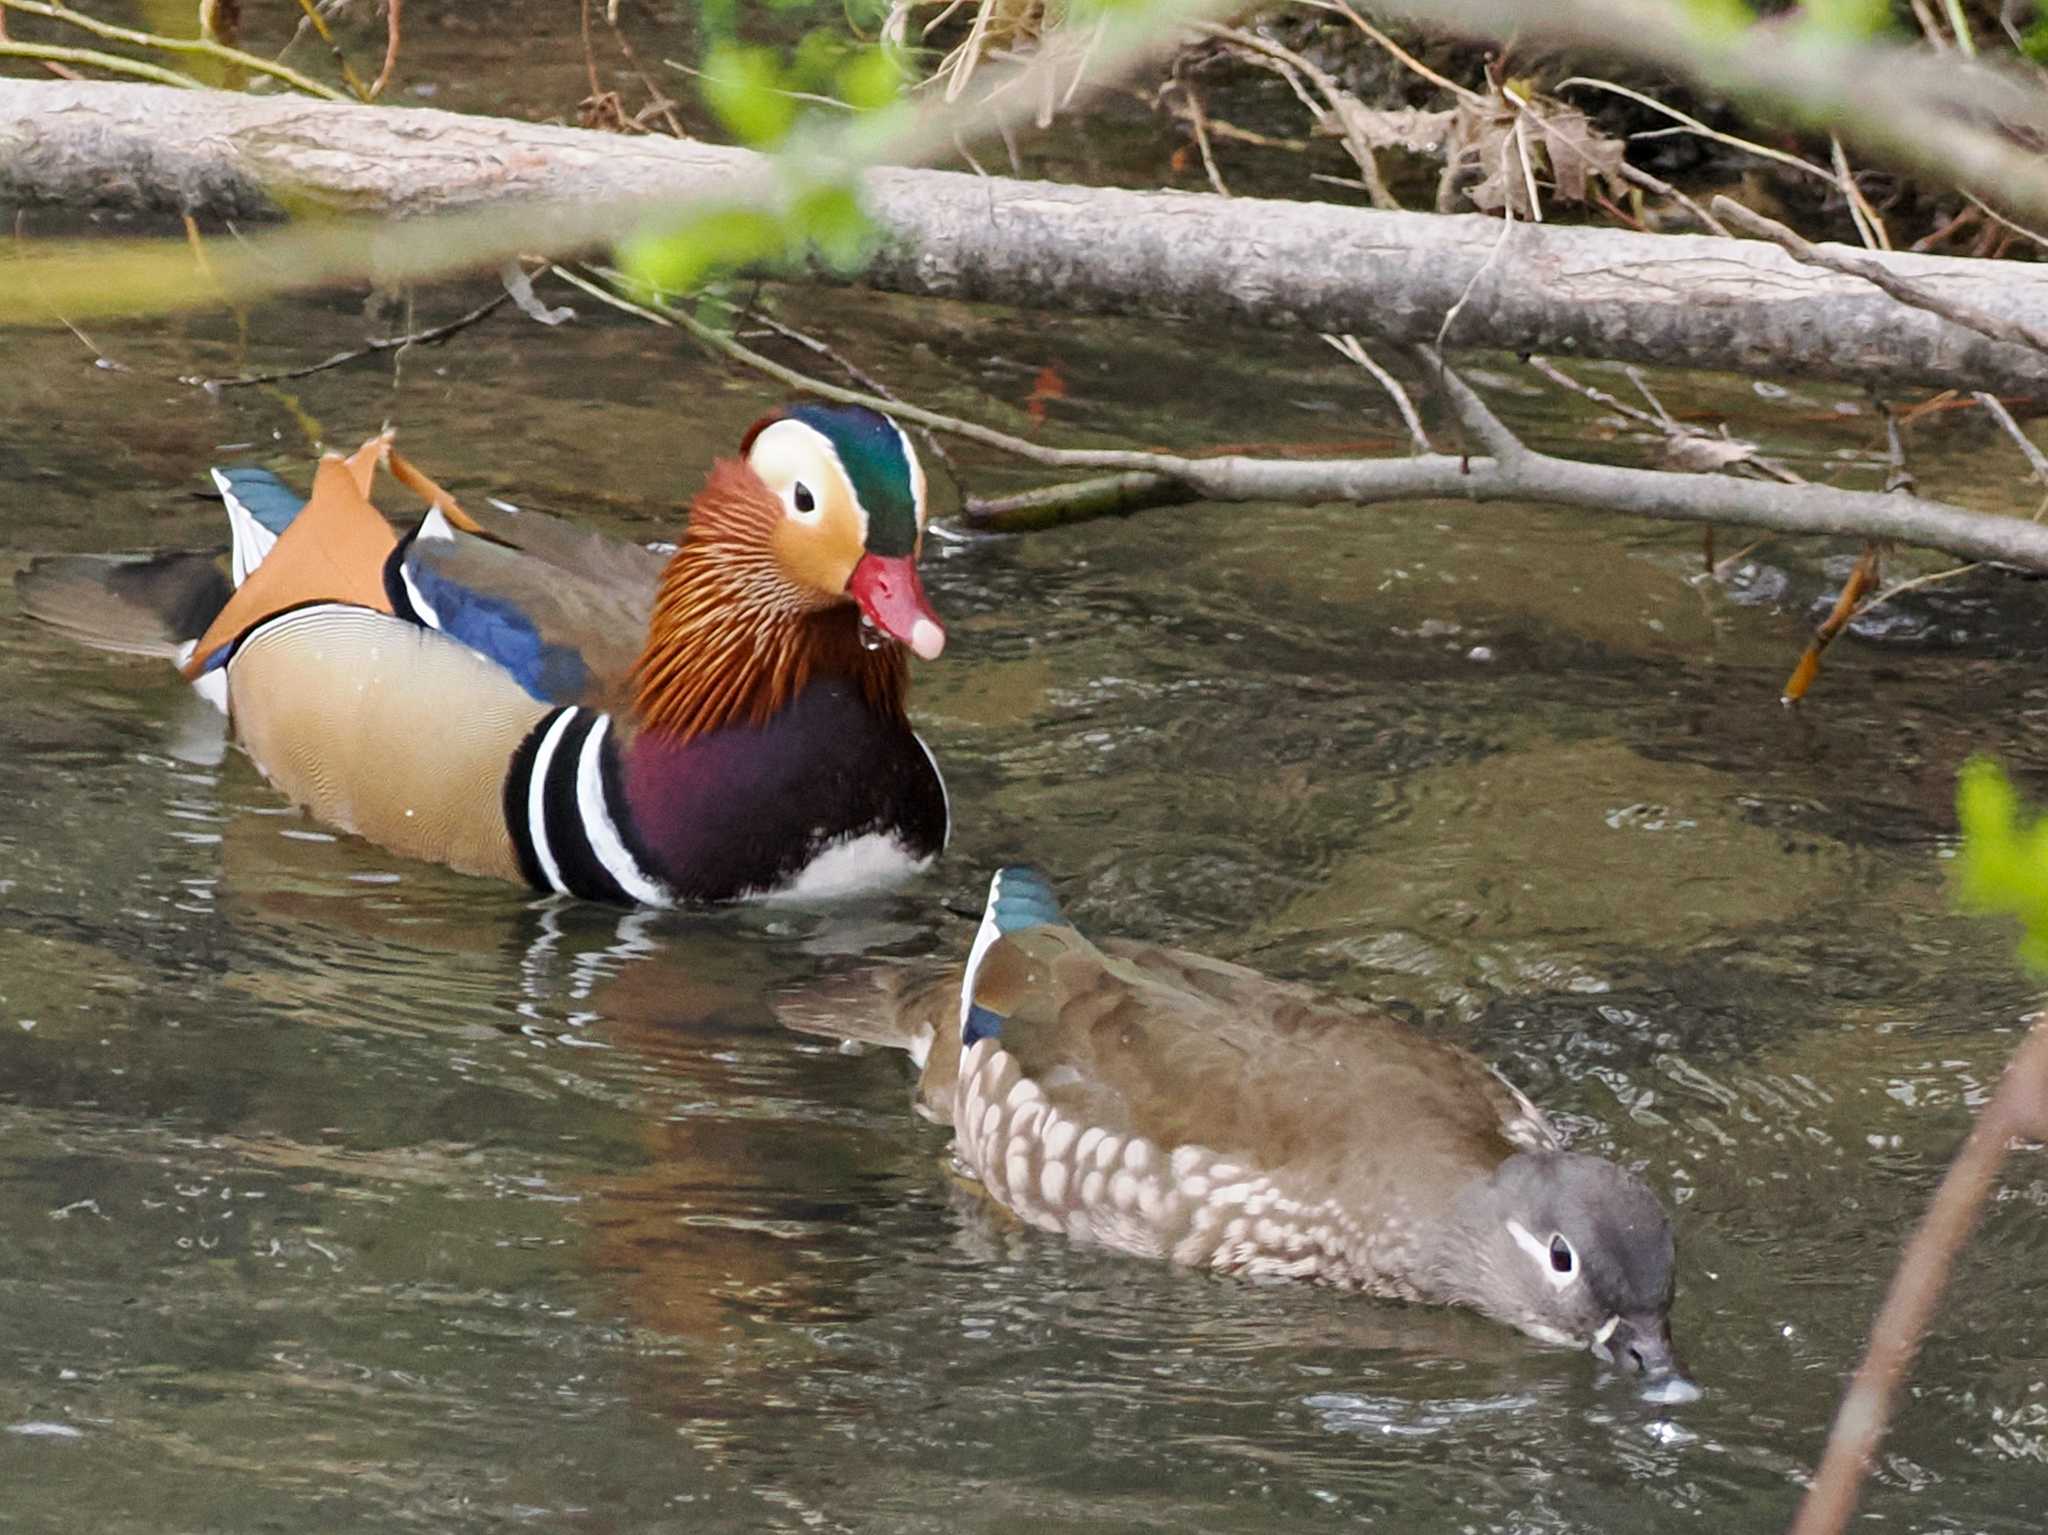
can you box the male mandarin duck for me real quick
[17,402,951,905]
[785,868,1696,1397]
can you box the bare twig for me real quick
[966,471,1195,529]
[1526,354,1804,484]
[1862,559,1980,613]
[1311,0,1480,101]
[289,0,371,100]
[1324,334,1431,453]
[1973,392,2048,489]
[0,2,80,77]
[184,291,509,391]
[1436,208,1514,350]
[0,36,199,86]
[0,0,346,97]
[1180,75,1230,197]
[1830,135,1890,252]
[600,2,685,138]
[1882,400,1914,495]
[1966,190,2048,256]
[1411,342,1521,460]
[369,0,402,100]
[1199,22,1399,210]
[1781,540,1883,704]
[1790,1020,2048,1535]
[1715,197,2048,358]
[738,304,965,489]
[1611,156,1733,237]
[1559,75,1839,187]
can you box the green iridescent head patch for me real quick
[784,402,921,557]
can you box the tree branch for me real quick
[549,261,2048,568]
[1790,1019,2048,1535]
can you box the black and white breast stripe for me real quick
[503,707,674,905]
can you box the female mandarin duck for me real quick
[17,402,950,905]
[787,868,1696,1397]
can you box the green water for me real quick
[8,9,2048,1529]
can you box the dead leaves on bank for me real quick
[1318,76,1629,219]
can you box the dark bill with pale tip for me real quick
[1594,1313,1701,1404]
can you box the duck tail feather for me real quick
[15,551,231,660]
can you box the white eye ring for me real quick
[1505,1218,1581,1290]
[1547,1232,1578,1286]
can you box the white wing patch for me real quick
[213,469,279,589]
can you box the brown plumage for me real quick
[181,437,398,677]
[781,868,1690,1389]
[631,459,908,741]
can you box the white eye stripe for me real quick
[891,417,928,531]
[749,419,853,532]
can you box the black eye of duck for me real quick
[1550,1234,1576,1274]
[793,482,816,514]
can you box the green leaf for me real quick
[2024,14,2048,63]
[700,43,799,147]
[790,28,849,94]
[1799,0,1892,39]
[1679,0,1756,42]
[792,182,874,270]
[617,206,786,296]
[1955,758,2048,974]
[835,44,903,112]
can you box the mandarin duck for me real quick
[784,868,1695,1395]
[17,403,951,905]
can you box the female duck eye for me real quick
[793,482,816,515]
[1549,1234,1576,1275]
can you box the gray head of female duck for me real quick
[1427,1150,1694,1398]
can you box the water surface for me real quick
[8,16,2048,1528]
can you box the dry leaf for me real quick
[1662,433,1760,473]
[1325,99,1455,156]
[1533,104,1626,207]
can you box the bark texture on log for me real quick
[6,80,2048,395]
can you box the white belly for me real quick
[754,831,933,903]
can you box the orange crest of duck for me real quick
[634,402,943,742]
[16,401,952,907]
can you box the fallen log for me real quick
[5,80,2048,396]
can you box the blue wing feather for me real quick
[214,468,306,535]
[398,551,590,704]
[959,867,1071,1044]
